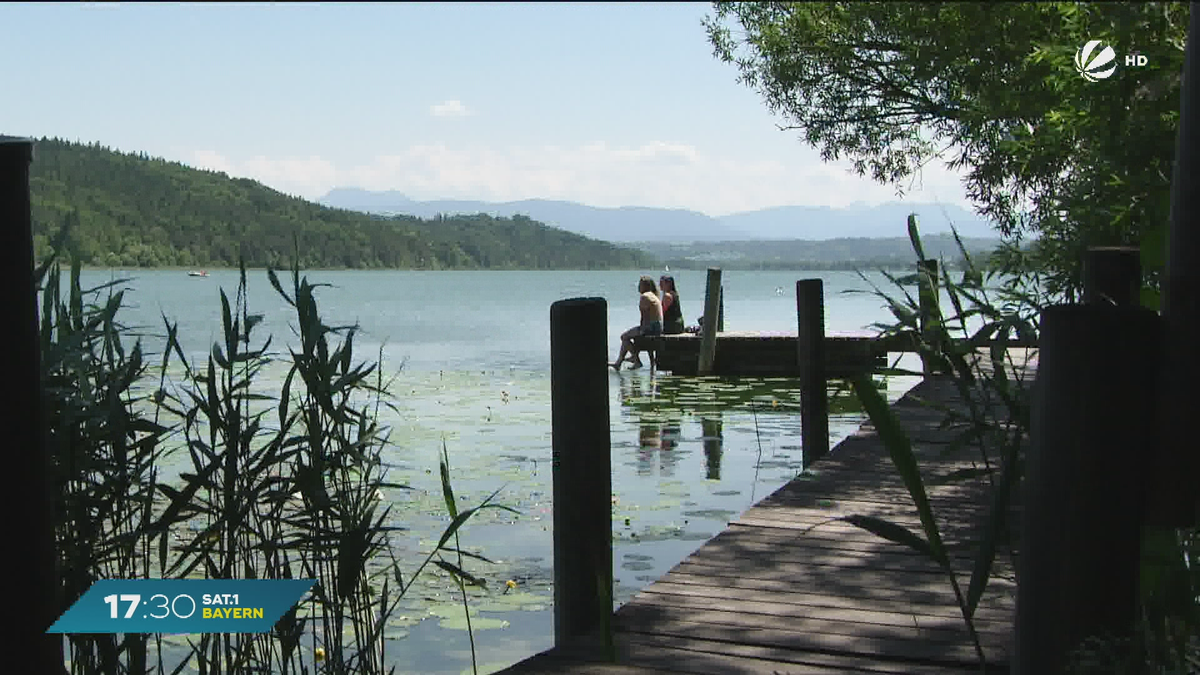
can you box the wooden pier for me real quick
[644,332,887,378]
[499,372,1023,674]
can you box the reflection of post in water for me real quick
[637,421,659,476]
[700,415,724,481]
[634,411,682,477]
[658,415,682,477]
[620,371,656,404]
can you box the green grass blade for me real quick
[440,439,459,520]
[965,435,1021,618]
[907,213,927,262]
[838,515,935,559]
[433,559,490,588]
[851,373,948,568]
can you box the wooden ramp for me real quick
[500,375,1021,674]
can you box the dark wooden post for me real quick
[917,259,940,376]
[697,268,722,375]
[1082,246,1141,307]
[1,137,63,673]
[1014,304,1160,674]
[796,279,829,466]
[717,284,725,332]
[550,298,612,647]
[1154,2,1200,527]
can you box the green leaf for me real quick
[433,559,489,588]
[851,374,948,568]
[267,267,294,306]
[838,514,935,559]
[965,435,1022,618]
[440,440,458,520]
[907,213,926,262]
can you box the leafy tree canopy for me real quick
[705,1,1189,300]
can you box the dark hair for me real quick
[659,275,675,292]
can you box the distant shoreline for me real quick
[59,261,948,274]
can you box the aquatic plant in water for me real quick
[43,245,515,674]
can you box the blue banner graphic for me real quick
[48,579,316,634]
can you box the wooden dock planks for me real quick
[499,374,1024,674]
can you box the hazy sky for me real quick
[2,2,973,216]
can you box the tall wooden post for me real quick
[550,298,612,647]
[917,259,941,376]
[697,268,722,375]
[717,284,725,332]
[1,137,63,673]
[796,279,829,466]
[1155,1,1200,527]
[1082,246,1141,307]
[1014,305,1160,673]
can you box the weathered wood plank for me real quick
[616,633,991,674]
[638,578,1013,623]
[497,374,1019,674]
[615,615,1005,665]
[620,591,1012,638]
[658,564,1015,610]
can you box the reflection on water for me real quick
[67,269,926,675]
[701,417,723,481]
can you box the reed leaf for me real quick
[850,374,948,567]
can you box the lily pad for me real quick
[427,603,477,619]
[439,616,509,631]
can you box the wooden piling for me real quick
[1082,246,1141,307]
[1014,304,1161,674]
[1,137,63,673]
[796,279,829,466]
[697,268,722,375]
[549,298,612,647]
[917,259,941,376]
[717,284,725,332]
[1155,2,1200,527]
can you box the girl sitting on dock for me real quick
[611,276,663,370]
[659,275,685,335]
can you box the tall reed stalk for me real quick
[44,246,514,675]
[835,216,1197,671]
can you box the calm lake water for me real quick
[71,268,928,675]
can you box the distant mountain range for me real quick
[319,188,1001,243]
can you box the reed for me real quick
[43,243,515,674]
[834,215,1197,671]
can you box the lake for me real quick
[68,267,929,675]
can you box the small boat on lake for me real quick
[188,270,209,278]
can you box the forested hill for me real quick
[25,137,652,270]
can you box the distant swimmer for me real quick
[775,286,784,295]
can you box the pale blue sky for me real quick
[1,2,971,216]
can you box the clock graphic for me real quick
[47,579,314,634]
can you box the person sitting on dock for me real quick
[611,275,663,370]
[659,275,685,335]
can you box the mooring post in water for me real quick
[917,259,940,376]
[717,284,725,332]
[1153,2,1200,527]
[1082,246,1141,307]
[1014,304,1160,674]
[1,136,63,674]
[549,298,612,648]
[796,279,829,466]
[697,268,722,375]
